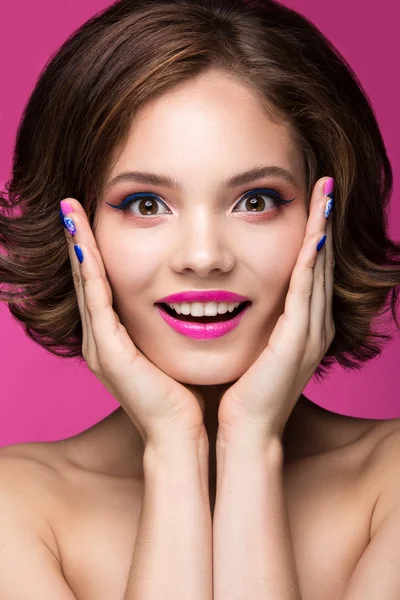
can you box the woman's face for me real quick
[94,69,309,386]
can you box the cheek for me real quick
[246,225,303,276]
[95,231,161,300]
[112,252,160,294]
[247,227,304,309]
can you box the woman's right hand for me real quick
[60,198,207,448]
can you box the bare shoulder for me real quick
[367,417,400,476]
[364,418,400,537]
[0,441,67,561]
[0,438,71,489]
[0,433,144,599]
[0,442,90,597]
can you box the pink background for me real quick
[0,1,399,447]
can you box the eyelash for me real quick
[106,188,296,217]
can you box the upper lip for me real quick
[156,290,251,304]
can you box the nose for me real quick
[169,212,235,277]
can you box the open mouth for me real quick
[156,301,251,323]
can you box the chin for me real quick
[160,361,244,387]
[174,370,238,386]
[136,343,248,386]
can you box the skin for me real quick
[92,68,308,447]
[1,68,400,600]
[62,68,387,490]
[65,68,329,599]
[20,67,399,599]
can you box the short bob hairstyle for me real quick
[1,0,399,382]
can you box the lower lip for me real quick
[155,303,251,340]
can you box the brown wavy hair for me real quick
[1,0,399,381]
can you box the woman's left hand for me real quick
[217,176,336,444]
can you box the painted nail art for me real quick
[60,200,74,216]
[317,235,327,252]
[63,215,76,236]
[59,207,67,228]
[324,178,334,219]
[324,197,334,219]
[74,245,84,264]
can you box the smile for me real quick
[155,301,252,340]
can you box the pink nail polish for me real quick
[60,200,74,216]
[324,178,334,196]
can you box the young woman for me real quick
[1,0,399,598]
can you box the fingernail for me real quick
[324,178,334,197]
[317,235,326,252]
[324,197,334,219]
[59,207,67,228]
[63,215,76,237]
[323,178,334,219]
[74,244,84,264]
[60,200,74,216]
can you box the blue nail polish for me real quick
[63,215,76,236]
[74,244,84,264]
[324,197,334,219]
[317,235,326,252]
[59,207,67,228]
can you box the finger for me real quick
[276,230,323,357]
[304,177,331,238]
[280,178,330,341]
[309,235,326,345]
[309,180,333,345]
[62,223,95,356]
[60,198,113,304]
[60,197,117,357]
[72,240,134,366]
[324,204,335,335]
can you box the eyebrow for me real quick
[104,164,297,193]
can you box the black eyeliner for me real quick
[240,188,295,205]
[105,192,160,211]
[105,188,296,212]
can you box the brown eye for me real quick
[233,189,295,213]
[106,192,170,215]
[243,194,269,212]
[138,197,160,215]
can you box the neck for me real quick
[196,383,230,447]
[194,383,231,513]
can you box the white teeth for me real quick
[167,301,242,317]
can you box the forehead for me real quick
[107,71,305,191]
